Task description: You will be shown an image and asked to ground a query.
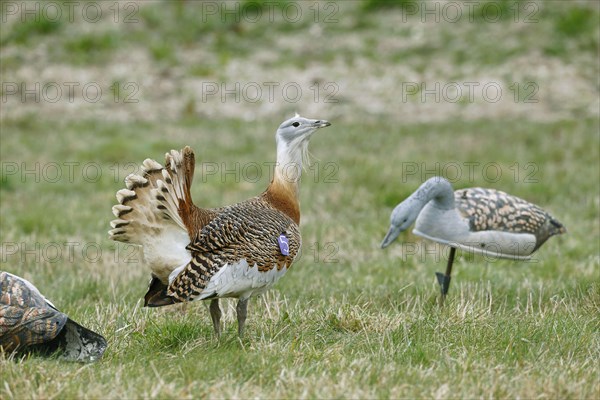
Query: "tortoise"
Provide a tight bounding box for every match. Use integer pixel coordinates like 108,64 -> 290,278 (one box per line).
0,271 -> 107,362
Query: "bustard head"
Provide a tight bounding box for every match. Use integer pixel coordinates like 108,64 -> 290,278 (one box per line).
381,201 -> 420,249
276,114 -> 331,146
274,114 -> 330,180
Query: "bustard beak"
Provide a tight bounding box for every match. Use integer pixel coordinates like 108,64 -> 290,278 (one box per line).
313,120 -> 331,128
380,226 -> 401,249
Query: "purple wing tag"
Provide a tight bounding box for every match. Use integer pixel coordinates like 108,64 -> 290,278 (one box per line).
278,234 -> 289,256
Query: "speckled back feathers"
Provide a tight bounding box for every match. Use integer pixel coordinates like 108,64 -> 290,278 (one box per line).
168,195 -> 301,302
109,146 -> 302,305
454,187 -> 566,249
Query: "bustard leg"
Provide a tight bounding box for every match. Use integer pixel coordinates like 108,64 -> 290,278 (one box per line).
209,299 -> 222,337
236,298 -> 249,337
436,247 -> 456,306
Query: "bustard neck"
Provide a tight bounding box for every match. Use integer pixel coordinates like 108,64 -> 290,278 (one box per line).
411,177 -> 455,210
262,139 -> 306,224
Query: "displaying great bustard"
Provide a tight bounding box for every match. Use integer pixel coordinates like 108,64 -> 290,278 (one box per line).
109,115 -> 331,336
381,177 -> 566,302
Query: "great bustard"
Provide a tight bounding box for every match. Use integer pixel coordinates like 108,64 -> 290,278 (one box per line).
109,115 -> 331,337
381,177 -> 566,302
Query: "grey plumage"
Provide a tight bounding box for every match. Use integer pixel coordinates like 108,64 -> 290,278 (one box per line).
381,176 -> 565,258
381,176 -> 566,300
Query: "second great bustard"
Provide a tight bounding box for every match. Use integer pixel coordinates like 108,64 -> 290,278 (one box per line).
109,115 -> 331,337
381,176 -> 566,301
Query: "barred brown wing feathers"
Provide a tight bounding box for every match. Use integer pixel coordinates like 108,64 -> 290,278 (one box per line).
166,253 -> 222,302
167,198 -> 300,302
185,206 -> 250,254
180,146 -> 196,213
158,146 -> 208,233
454,188 -> 564,242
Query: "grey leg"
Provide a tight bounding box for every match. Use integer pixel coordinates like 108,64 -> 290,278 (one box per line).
236,298 -> 249,337
436,247 -> 456,307
209,299 -> 222,338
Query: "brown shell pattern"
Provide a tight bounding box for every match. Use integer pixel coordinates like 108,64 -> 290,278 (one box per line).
0,272 -> 67,352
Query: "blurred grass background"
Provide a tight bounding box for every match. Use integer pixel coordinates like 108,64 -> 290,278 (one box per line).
1,1 -> 599,398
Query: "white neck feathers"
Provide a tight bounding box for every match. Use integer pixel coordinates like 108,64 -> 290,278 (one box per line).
274,136 -> 307,191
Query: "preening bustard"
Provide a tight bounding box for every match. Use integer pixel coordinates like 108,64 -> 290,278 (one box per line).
381,177 -> 566,302
109,115 -> 330,337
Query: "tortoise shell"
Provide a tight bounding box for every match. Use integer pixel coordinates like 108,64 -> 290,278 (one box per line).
0,271 -> 107,362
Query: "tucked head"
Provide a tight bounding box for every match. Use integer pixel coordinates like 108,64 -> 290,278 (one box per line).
380,201 -> 419,249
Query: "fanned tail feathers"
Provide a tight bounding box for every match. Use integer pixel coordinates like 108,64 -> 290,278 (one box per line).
108,147 -> 196,282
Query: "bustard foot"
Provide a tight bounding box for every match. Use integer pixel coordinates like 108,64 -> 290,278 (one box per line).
436,247 -> 456,306
236,298 -> 249,338
436,272 -> 451,306
209,299 -> 222,338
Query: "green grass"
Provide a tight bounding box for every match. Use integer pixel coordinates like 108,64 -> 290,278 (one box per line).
1,115 -> 598,398
0,17 -> 63,45
1,0 -> 599,398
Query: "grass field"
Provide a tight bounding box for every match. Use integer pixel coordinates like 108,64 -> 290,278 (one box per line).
1,1 -> 599,399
